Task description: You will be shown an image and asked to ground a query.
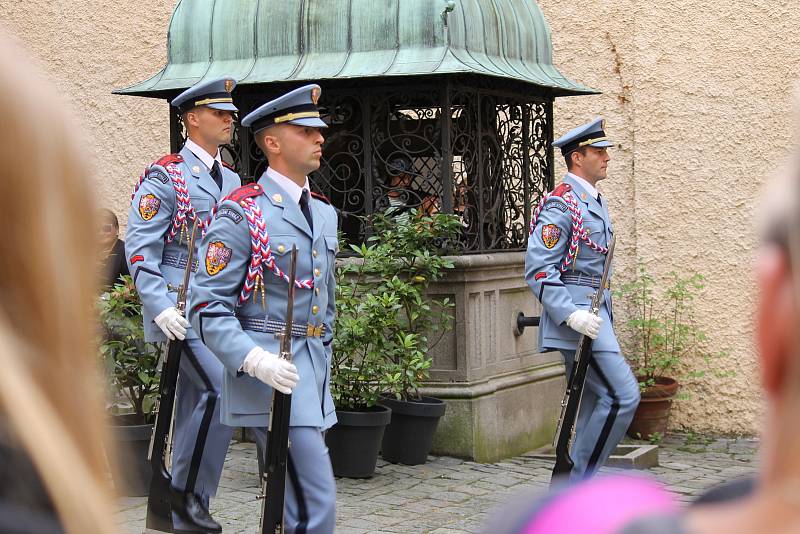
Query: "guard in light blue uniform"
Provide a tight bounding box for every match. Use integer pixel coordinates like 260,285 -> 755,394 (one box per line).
525,118 -> 640,480
188,84 -> 337,534
126,77 -> 240,532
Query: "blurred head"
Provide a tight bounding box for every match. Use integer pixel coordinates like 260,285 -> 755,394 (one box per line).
756,159 -> 800,409
0,36 -> 117,532
99,208 -> 119,248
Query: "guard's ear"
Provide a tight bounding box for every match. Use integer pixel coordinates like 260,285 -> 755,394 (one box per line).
757,244 -> 795,398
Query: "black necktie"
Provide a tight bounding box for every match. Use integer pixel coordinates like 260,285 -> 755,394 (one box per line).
597,192 -> 602,204
300,189 -> 313,232
210,160 -> 223,191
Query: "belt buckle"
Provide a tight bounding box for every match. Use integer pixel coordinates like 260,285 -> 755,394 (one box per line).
307,324 -> 323,337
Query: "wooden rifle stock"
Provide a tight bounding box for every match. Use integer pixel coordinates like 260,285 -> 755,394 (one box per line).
144,221 -> 199,532
260,245 -> 297,534
550,236 -> 615,484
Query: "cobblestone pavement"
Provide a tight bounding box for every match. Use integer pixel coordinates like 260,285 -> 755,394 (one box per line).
118,433 -> 758,534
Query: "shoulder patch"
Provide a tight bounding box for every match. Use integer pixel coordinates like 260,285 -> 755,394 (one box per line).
153,153 -> 183,167
216,206 -> 243,224
225,183 -> 266,204
310,191 -> 331,205
544,199 -> 568,213
550,183 -> 572,198
146,170 -> 170,185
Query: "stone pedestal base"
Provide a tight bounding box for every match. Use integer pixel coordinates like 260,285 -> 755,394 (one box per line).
421,252 -> 567,463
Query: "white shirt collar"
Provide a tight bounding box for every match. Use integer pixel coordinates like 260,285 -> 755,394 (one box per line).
184,138 -> 222,171
566,172 -> 599,200
265,167 -> 310,205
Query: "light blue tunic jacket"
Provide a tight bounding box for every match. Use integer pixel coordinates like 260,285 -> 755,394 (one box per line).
524,174 -> 620,353
125,145 -> 241,342
187,172 -> 338,429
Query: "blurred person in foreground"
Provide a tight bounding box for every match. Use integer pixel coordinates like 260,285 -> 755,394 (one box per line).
0,35 -> 118,533
483,110 -> 800,534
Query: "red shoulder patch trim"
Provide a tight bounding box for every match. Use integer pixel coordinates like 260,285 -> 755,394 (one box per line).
534,272 -> 547,281
551,183 -> 572,198
221,160 -> 235,171
225,183 -> 265,204
153,153 -> 183,167
129,255 -> 144,265
310,191 -> 331,205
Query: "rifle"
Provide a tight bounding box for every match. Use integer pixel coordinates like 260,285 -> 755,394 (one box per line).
144,220 -> 199,533
259,245 -> 298,534
551,235 -> 616,484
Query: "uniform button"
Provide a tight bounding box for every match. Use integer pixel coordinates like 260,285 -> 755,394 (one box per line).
312,249 -> 318,258
277,245 -> 285,253
314,268 -> 321,277
315,287 -> 320,296
312,305 -> 319,314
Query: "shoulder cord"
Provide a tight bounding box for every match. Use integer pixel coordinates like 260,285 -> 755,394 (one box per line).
530,190 -> 608,272
237,197 -> 314,307
131,163 -> 217,245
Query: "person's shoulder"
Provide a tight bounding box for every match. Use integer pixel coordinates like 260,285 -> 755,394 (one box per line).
311,191 -> 338,218
541,183 -> 574,214
143,153 -> 184,187
224,183 -> 266,205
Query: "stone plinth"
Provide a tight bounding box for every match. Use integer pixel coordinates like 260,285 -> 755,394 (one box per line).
421,252 -> 566,463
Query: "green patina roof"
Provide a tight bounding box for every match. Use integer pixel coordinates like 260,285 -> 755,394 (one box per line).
115,0 -> 597,97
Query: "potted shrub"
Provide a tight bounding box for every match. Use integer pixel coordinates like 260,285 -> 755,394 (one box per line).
339,211 -> 461,466
98,275 -> 161,496
614,264 -> 722,440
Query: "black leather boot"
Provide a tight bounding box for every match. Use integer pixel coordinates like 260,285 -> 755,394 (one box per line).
171,490 -> 222,533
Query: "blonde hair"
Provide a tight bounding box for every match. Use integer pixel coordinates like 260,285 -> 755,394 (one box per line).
0,37 -> 118,532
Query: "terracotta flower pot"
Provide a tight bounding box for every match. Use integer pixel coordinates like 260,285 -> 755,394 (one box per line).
626,376 -> 679,440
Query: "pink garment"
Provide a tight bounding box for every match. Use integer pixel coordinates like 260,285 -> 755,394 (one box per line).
523,475 -> 677,534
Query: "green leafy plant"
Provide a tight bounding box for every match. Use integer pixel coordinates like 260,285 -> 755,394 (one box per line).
332,210 -> 461,409
614,263 -> 728,391
98,275 -> 161,425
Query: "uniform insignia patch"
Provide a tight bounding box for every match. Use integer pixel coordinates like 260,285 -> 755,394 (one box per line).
541,224 -> 561,249
581,192 -> 587,201
192,165 -> 201,174
129,255 -> 144,265
272,193 -> 283,203
216,207 -> 243,224
206,241 -> 232,276
147,170 -> 169,185
544,200 -> 567,213
138,194 -> 161,221
535,272 -> 547,281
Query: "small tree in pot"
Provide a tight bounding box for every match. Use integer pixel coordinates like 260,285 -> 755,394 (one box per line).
98,275 -> 161,494
615,264 -> 727,440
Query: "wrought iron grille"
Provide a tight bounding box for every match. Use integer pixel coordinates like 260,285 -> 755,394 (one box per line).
170,77 -> 554,253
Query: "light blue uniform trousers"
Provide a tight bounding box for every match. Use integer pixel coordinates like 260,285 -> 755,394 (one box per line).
171,338 -> 234,528
251,426 -> 336,534
560,349 -> 640,480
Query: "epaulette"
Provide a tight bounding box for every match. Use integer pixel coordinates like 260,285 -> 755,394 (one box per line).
221,160 -> 235,171
310,191 -> 331,205
225,183 -> 265,204
153,153 -> 183,167
550,183 -> 572,198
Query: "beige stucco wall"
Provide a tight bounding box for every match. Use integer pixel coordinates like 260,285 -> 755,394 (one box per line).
3,0 -> 797,434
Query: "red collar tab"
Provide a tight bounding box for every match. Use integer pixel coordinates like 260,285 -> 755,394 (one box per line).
310,191 -> 331,205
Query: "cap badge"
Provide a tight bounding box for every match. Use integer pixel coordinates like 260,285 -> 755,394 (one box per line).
311,87 -> 321,105
225,79 -> 234,93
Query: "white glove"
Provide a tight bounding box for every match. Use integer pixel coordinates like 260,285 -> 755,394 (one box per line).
242,347 -> 299,394
566,309 -> 603,339
154,307 -> 189,340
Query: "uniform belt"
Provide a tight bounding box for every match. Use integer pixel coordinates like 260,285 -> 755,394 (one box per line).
561,271 -> 609,289
162,252 -> 199,273
237,315 -> 327,338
